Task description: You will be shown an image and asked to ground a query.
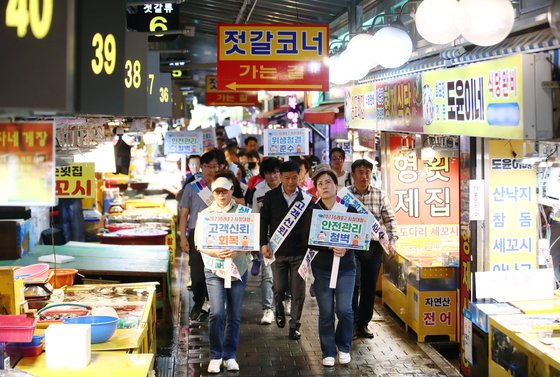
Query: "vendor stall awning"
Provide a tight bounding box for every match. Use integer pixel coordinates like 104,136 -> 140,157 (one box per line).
256,107 -> 288,125
303,102 -> 344,124
363,28 -> 559,83
451,28 -> 559,64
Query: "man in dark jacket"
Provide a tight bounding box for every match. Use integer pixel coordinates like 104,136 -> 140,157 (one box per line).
261,160 -> 314,340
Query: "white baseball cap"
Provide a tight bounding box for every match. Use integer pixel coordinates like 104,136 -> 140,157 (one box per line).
211,177 -> 233,192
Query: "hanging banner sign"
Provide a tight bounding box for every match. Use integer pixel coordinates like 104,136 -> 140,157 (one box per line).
205,75 -> 258,106
344,83 -> 376,129
421,54 -> 526,139
55,163 -> 95,198
308,210 -> 373,250
487,139 -> 537,271
263,128 -> 309,156
196,213 -> 260,251
0,122 -> 55,206
217,24 -> 329,91
164,131 -> 203,155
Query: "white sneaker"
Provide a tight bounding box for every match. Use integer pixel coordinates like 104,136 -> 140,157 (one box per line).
284,298 -> 291,316
260,308 -> 274,325
207,358 -> 222,374
322,357 -> 335,367
338,351 -> 351,365
223,358 -> 239,371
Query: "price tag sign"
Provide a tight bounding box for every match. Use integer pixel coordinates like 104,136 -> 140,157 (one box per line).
147,52 -> 173,117
0,0 -> 74,112
77,0 -> 148,116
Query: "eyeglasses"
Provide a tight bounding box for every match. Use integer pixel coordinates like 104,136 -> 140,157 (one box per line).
203,164 -> 220,170
331,157 -> 344,161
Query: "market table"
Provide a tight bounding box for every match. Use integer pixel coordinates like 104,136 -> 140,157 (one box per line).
16,352 -> 154,377
0,242 -> 171,322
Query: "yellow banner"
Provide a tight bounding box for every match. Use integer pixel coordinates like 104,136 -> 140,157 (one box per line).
344,83 -> 376,129
487,139 -> 537,271
422,55 -> 524,138
55,163 -> 95,198
218,25 -> 328,61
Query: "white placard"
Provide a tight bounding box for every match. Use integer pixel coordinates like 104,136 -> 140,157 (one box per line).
263,128 -> 309,156
475,268 -> 555,302
224,257 -> 232,289
469,179 -> 485,221
463,309 -> 473,365
329,256 -> 340,289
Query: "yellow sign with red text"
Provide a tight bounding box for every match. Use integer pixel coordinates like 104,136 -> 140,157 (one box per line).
217,24 -> 329,91
55,163 -> 95,198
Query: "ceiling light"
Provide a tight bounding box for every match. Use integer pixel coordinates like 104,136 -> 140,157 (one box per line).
456,0 -> 515,46
370,26 -> 412,68
415,0 -> 460,44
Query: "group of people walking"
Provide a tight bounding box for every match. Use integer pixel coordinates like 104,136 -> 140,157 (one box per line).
178,145 -> 398,374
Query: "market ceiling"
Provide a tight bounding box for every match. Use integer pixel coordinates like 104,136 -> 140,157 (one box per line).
147,0 -> 372,100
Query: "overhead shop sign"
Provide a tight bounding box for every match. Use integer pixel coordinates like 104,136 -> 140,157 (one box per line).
345,54 -> 551,139
345,83 -> 376,130
77,0 -> 148,116
422,54 -> 552,139
0,0 -> 74,113
217,24 -> 329,92
205,75 -> 258,106
0,122 -> 55,206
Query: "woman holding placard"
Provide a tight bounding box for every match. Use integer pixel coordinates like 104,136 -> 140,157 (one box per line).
195,174 -> 253,374
311,167 -> 358,367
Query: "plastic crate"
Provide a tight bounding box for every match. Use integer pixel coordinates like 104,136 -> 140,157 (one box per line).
0,315 -> 38,343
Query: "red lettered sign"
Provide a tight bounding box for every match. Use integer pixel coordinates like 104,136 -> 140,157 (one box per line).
205,75 -> 258,106
217,24 -> 329,91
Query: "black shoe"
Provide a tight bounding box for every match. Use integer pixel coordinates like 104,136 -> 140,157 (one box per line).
275,303 -> 286,328
198,309 -> 209,322
289,328 -> 301,340
190,302 -> 203,320
356,324 -> 374,338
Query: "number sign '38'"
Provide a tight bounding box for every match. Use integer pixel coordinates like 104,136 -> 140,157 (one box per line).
77,0 -> 148,116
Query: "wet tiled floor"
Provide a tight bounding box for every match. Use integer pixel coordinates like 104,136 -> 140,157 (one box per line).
160,255 -> 460,377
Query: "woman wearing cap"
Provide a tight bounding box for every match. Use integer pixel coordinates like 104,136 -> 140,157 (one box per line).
311,168 -> 358,367
195,173 -> 253,374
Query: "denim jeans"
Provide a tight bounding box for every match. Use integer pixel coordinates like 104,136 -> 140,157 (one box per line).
205,270 -> 247,360
312,265 -> 355,358
259,251 -> 274,310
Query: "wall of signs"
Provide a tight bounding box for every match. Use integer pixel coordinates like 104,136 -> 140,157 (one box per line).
345,54 -> 551,140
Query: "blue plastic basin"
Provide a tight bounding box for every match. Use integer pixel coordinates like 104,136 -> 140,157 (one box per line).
62,315 -> 118,344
